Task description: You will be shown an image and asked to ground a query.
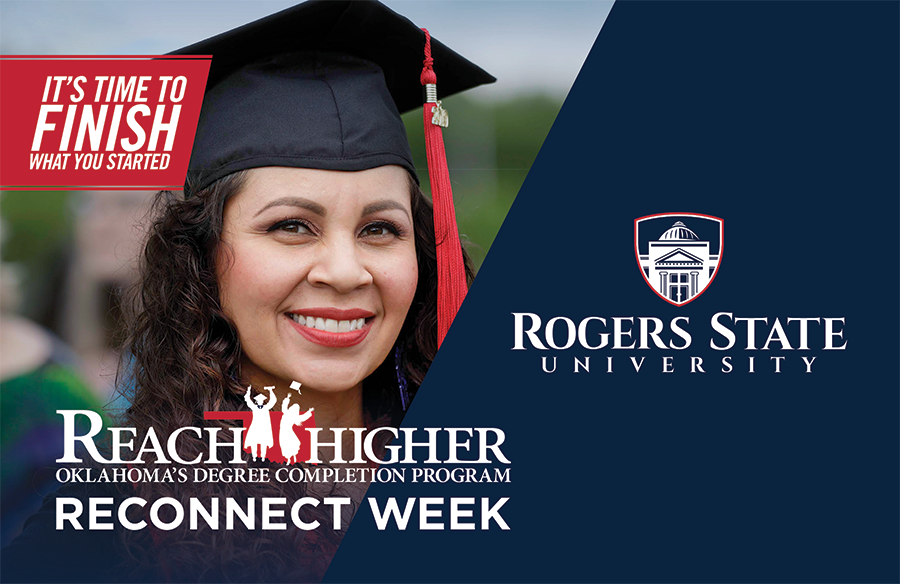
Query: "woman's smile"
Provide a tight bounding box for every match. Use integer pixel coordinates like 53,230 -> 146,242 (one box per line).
285,307 -> 376,347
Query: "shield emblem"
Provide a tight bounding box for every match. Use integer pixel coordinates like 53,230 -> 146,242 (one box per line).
634,213 -> 723,306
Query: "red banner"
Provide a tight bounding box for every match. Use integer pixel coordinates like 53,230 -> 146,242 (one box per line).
0,56 -> 210,190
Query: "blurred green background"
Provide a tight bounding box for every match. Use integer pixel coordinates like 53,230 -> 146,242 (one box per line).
405,93 -> 562,268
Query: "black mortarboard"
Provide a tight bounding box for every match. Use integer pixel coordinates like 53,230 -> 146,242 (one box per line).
171,0 -> 495,192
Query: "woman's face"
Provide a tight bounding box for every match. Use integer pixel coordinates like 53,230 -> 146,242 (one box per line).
217,165 -> 418,393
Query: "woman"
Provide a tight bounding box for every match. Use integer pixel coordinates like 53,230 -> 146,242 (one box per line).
2,1 -> 492,582
113,165 -> 455,583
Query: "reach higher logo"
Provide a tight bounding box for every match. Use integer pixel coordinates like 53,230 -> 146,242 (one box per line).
512,212 -> 847,375
50,388 -> 512,533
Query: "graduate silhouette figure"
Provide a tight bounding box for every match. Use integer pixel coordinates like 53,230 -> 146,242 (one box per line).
280,383 -> 314,465
243,386 -> 276,461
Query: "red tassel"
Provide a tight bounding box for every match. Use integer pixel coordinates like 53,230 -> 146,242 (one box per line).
421,28 -> 467,348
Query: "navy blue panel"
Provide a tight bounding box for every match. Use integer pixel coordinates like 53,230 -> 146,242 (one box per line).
326,2 -> 899,582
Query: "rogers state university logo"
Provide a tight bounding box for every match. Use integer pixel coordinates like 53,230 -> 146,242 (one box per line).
635,213 -> 723,306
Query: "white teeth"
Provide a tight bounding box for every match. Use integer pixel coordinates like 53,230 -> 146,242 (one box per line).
289,314 -> 369,333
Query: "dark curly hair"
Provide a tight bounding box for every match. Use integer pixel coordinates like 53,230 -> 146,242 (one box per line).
114,169 -> 473,581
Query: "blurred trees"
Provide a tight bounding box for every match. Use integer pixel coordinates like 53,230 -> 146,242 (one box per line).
404,93 -> 563,268
0,191 -> 72,326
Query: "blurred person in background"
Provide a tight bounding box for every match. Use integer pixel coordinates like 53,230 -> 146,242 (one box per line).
62,190 -> 153,403
0,219 -> 108,547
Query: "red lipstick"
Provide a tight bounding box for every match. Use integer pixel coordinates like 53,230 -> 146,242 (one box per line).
284,309 -> 374,348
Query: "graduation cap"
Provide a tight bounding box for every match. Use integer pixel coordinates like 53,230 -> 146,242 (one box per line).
172,0 -> 494,348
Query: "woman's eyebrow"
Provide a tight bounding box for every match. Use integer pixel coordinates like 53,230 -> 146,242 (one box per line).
254,196 -> 326,217
362,199 -> 410,218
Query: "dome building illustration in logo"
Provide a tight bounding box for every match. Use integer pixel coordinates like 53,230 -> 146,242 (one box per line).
634,213 -> 723,306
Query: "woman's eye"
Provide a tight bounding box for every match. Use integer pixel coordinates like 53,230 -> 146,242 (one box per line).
268,220 -> 312,235
360,221 -> 400,238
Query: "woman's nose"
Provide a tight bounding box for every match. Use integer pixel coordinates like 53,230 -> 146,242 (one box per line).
307,239 -> 373,292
